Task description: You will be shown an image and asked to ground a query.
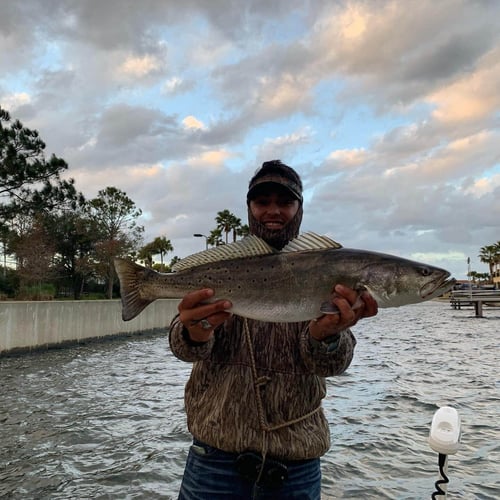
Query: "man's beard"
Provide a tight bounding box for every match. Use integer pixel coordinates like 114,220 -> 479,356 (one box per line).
247,205 -> 303,250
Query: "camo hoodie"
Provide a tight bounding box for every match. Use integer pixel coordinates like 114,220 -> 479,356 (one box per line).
169,315 -> 356,461
169,160 -> 356,460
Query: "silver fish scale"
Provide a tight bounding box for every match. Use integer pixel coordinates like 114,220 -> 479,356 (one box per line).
151,252 -> 337,321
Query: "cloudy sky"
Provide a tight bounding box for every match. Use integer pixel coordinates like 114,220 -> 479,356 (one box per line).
1,0 -> 499,280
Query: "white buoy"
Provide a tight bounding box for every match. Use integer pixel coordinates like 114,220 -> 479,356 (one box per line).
428,406 -> 461,498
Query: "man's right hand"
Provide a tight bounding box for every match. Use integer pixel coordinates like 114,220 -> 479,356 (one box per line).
178,289 -> 232,343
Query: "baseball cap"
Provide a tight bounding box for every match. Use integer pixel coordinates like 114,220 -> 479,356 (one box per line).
247,160 -> 303,203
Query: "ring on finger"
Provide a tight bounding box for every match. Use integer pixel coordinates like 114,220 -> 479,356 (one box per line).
200,319 -> 212,330
190,318 -> 212,330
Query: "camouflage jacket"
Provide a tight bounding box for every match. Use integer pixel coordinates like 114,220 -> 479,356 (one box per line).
169,314 -> 356,461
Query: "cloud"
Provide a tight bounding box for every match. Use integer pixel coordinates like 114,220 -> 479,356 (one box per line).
464,173 -> 500,197
182,115 -> 205,130
327,148 -> 368,167
0,92 -> 31,110
162,77 -> 194,95
427,47 -> 500,125
0,0 -> 498,281
115,53 -> 165,80
256,128 -> 313,162
307,0 -> 500,108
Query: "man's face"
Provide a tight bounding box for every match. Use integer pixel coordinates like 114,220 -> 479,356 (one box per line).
249,186 -> 300,231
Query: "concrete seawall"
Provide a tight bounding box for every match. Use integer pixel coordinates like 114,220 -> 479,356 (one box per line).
0,299 -> 180,355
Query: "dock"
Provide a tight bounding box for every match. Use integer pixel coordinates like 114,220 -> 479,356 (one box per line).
450,290 -> 500,317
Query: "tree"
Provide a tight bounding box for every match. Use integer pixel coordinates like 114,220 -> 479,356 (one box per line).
149,236 -> 173,266
0,106 -> 82,225
170,255 -> 181,268
1,107 -> 85,298
237,224 -> 250,239
87,187 -> 144,298
215,209 -> 242,244
45,207 -> 97,299
9,215 -> 55,294
479,242 -> 500,282
0,223 -> 13,279
207,228 -> 223,247
138,244 -> 154,268
138,237 -> 174,272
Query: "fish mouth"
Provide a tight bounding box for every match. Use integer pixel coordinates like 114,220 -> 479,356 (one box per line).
421,275 -> 456,299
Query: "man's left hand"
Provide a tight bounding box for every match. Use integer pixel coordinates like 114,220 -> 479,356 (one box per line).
309,284 -> 378,341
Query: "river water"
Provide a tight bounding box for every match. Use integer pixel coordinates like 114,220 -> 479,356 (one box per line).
1,302 -> 499,499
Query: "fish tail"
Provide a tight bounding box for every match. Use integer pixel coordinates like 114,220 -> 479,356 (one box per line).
114,258 -> 154,321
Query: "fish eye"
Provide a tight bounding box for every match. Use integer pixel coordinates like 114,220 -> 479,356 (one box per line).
420,266 -> 432,277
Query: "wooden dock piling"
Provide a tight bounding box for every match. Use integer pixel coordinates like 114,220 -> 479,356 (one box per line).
450,290 -> 500,317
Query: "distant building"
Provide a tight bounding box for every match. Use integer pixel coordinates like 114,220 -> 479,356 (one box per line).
493,261 -> 500,287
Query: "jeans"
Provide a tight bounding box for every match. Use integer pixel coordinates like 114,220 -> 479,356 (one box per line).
178,440 -> 321,500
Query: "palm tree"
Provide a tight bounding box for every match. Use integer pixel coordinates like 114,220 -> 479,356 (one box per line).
230,216 -> 242,242
137,244 -> 154,267
151,236 -> 173,266
479,242 -> 500,282
139,236 -> 173,269
215,210 -> 241,244
207,228 -> 223,247
237,224 -> 250,239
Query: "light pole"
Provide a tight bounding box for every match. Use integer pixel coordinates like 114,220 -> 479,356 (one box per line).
193,233 -> 208,250
467,257 -> 472,300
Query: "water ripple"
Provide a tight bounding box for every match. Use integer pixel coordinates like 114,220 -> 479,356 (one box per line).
1,302 -> 499,498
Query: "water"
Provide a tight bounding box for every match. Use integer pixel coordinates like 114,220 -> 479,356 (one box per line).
1,302 -> 499,499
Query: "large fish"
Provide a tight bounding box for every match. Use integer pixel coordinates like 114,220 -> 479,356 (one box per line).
114,232 -> 455,322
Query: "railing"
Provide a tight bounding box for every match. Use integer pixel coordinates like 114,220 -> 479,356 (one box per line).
450,290 -> 500,317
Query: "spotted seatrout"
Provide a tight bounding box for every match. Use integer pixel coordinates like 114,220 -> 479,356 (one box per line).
114,232 -> 455,322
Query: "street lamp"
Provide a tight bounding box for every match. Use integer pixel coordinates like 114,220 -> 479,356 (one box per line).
467,257 -> 472,300
193,233 -> 208,250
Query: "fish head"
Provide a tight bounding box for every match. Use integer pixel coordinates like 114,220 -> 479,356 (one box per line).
361,258 -> 456,307
418,266 -> 456,300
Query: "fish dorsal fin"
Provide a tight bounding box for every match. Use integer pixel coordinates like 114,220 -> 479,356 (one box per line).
172,235 -> 276,271
281,232 -> 343,253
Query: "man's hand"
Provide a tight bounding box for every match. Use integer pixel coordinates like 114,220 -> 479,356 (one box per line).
309,284 -> 378,341
178,289 -> 232,343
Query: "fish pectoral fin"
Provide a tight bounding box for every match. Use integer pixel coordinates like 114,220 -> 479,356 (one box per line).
352,296 -> 365,311
319,301 -> 341,315
114,258 -> 154,321
319,296 -> 364,316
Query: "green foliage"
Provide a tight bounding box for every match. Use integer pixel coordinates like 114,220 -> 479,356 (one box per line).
16,283 -> 56,301
478,241 -> 500,281
169,255 -> 181,268
0,107 -> 149,300
207,228 -> 223,247
139,236 -> 173,267
0,106 -> 83,224
86,187 -> 144,298
41,201 -> 102,300
83,293 -> 108,300
195,211 -> 247,249
215,209 -> 242,244
0,107 -> 91,299
0,267 -> 19,298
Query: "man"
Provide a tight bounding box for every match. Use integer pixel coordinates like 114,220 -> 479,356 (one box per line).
169,160 -> 378,499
